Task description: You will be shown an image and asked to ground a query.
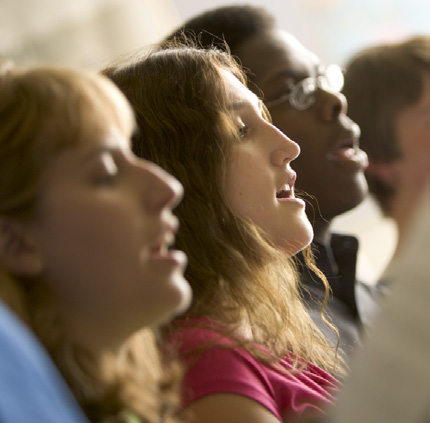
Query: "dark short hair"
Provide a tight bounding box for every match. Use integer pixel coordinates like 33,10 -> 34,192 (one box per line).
164,5 -> 275,57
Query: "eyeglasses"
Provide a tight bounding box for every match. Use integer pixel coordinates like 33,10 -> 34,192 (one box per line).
264,64 -> 344,111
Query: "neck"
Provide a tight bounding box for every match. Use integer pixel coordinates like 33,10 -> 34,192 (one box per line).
311,218 -> 332,245
63,313 -> 125,357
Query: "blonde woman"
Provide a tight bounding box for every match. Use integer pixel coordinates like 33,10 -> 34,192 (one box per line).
0,64 -> 191,423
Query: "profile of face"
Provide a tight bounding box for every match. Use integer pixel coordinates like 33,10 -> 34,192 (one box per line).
222,69 -> 314,256
24,121 -> 192,346
235,29 -> 368,223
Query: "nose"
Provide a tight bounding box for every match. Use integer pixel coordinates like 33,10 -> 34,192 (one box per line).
269,124 -> 300,167
317,90 -> 347,123
140,160 -> 184,212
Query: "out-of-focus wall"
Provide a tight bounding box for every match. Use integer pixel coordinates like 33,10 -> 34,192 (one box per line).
0,0 -> 181,69
172,0 -> 430,67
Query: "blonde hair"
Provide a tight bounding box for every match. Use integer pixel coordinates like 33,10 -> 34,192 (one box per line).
0,64 -> 182,422
105,45 -> 342,375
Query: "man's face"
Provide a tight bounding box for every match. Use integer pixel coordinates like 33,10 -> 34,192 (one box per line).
236,29 -> 368,227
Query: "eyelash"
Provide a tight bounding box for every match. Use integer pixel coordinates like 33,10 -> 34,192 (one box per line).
238,125 -> 249,138
93,159 -> 120,187
94,171 -> 118,186
276,83 -> 295,97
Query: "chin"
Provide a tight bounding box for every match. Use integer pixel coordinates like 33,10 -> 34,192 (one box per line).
280,224 -> 314,257
146,281 -> 193,328
173,282 -> 193,316
343,175 -> 369,211
164,280 -> 193,323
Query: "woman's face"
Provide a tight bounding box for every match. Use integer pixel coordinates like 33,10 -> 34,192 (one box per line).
236,30 -> 368,224
222,69 -> 314,256
28,123 -> 191,348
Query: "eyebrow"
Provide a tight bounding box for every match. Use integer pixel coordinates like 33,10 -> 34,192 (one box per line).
265,65 -> 322,85
230,98 -> 264,112
81,146 -> 122,164
230,101 -> 247,110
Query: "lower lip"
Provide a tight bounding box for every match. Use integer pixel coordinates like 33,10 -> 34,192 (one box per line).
150,249 -> 188,267
277,197 -> 306,207
327,148 -> 368,171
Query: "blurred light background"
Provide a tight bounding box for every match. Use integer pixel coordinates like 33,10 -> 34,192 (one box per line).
2,0 -> 428,281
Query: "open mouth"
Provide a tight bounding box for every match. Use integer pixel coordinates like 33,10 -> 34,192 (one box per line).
276,170 -> 296,200
333,135 -> 356,155
328,125 -> 363,161
328,133 -> 368,170
276,184 -> 293,199
150,231 -> 175,256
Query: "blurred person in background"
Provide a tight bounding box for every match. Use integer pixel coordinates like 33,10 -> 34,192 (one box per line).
343,35 -> 430,265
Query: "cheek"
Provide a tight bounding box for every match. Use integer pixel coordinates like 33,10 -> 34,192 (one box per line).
37,199 -> 147,289
48,206 -> 141,257
224,152 -> 268,219
396,107 -> 430,157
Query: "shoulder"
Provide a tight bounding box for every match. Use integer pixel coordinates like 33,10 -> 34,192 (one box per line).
168,317 -> 262,378
0,301 -> 87,423
168,317 -> 281,417
169,317 -> 241,352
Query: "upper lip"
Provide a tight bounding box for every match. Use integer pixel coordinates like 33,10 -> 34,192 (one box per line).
332,121 -> 361,153
276,170 -> 297,198
149,217 -> 179,254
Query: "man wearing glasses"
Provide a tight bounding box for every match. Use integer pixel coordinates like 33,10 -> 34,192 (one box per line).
165,5 -> 380,357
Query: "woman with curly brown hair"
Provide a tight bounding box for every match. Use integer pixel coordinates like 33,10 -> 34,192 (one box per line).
105,45 -> 344,423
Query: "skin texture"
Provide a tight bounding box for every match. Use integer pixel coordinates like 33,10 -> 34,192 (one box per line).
223,69 -> 314,256
24,127 -> 191,351
235,29 -> 368,241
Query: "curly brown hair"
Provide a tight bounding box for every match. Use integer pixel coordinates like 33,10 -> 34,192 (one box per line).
104,44 -> 343,376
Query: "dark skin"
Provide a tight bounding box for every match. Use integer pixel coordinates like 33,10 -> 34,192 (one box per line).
236,29 -> 368,243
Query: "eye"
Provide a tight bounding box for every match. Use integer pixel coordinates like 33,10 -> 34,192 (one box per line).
92,154 -> 120,186
238,125 -> 249,138
277,81 -> 297,96
93,171 -> 118,186
265,82 -> 296,109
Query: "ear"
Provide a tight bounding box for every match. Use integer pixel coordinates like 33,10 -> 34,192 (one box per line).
365,160 -> 399,185
0,216 -> 44,276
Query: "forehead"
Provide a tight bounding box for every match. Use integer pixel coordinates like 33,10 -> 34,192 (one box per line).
221,68 -> 261,108
44,128 -> 131,179
236,29 -> 321,87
